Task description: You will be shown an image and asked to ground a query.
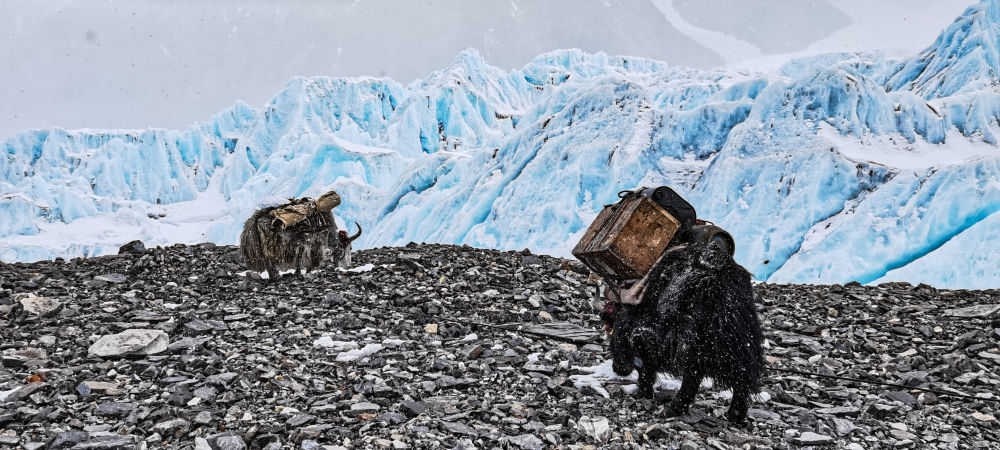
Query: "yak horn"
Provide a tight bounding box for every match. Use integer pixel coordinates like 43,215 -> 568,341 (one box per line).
348,222 -> 363,242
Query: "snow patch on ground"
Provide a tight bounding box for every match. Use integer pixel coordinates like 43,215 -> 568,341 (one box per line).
569,360 -> 681,399
312,337 -> 386,362
312,337 -> 359,351
336,343 -> 384,362
340,263 -> 375,273
570,360 -> 772,403
236,269 -> 300,279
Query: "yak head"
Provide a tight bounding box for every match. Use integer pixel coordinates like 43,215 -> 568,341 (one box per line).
338,222 -> 363,245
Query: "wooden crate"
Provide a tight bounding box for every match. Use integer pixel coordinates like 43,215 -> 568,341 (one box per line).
572,196 -> 680,281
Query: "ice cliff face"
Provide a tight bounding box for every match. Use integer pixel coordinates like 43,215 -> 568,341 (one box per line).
3,0 -> 1000,288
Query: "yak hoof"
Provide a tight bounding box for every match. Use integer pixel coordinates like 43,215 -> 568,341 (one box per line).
665,401 -> 690,418
726,407 -> 748,424
636,387 -> 655,399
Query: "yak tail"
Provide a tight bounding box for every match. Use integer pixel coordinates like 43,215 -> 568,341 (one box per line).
348,222 -> 363,242
239,215 -> 265,271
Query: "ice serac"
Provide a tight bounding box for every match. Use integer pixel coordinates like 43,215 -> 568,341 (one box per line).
3,2 -> 1000,289
886,0 -> 1000,100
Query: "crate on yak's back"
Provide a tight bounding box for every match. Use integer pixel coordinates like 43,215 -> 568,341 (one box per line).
572,195 -> 681,281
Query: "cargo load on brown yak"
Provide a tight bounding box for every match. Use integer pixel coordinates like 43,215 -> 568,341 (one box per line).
572,186 -> 764,424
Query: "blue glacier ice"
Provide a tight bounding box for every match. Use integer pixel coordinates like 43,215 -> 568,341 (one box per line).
3,0 -> 1000,289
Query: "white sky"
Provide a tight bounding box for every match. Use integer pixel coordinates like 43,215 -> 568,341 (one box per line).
0,0 -> 974,141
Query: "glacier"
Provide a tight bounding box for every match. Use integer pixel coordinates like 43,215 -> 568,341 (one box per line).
3,0 -> 1000,289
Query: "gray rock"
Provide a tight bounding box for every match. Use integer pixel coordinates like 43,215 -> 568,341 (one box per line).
871,403 -> 900,419
205,372 -> 238,386
890,429 -> 917,441
401,401 -> 427,417
118,240 -> 146,255
37,335 -> 57,347
0,431 -> 20,445
185,318 -> 228,333
794,432 -> 834,446
748,408 -> 781,421
645,424 -> 673,440
0,387 -> 19,403
577,416 -> 611,443
831,417 -> 857,436
18,294 -> 63,317
377,412 -> 407,425
815,406 -> 859,416
884,391 -> 917,405
348,402 -> 381,416
502,434 -> 543,450
88,329 -> 169,357
153,417 -> 191,434
461,344 -> 484,359
287,413 -> 315,427
521,255 -> 544,266
212,435 -> 248,450
441,421 -> 478,436
71,435 -> 140,449
939,434 -> 960,443
47,431 -> 89,449
168,336 -> 211,353
194,437 -> 213,450
2,347 -> 47,366
94,401 -> 136,417
944,304 -> 1000,318
194,386 -> 218,402
76,381 -> 122,396
94,273 -> 127,283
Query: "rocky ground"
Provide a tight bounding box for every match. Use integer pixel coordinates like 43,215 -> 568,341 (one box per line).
1,243 -> 999,449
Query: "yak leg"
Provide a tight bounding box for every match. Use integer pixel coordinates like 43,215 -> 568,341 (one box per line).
726,384 -> 751,424
266,266 -> 281,281
666,369 -> 702,417
636,364 -> 657,399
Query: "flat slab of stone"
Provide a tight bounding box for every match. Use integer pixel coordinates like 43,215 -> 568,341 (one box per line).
577,416 -> 611,443
76,381 -> 122,396
88,329 -> 169,357
945,304 -> 1000,318
522,321 -> 599,344
794,432 -> 834,446
17,294 -> 63,317
94,273 -> 127,283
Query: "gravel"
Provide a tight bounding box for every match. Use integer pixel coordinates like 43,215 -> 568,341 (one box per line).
1,242 -> 998,449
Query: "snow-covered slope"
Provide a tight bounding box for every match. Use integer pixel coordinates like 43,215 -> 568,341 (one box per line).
3,0 -> 1000,288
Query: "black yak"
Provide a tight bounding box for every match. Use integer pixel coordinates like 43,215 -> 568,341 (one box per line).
603,242 -> 765,423
239,191 -> 342,280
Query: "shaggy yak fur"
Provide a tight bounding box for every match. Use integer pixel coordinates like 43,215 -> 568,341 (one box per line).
603,243 -> 765,423
239,195 -> 338,279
